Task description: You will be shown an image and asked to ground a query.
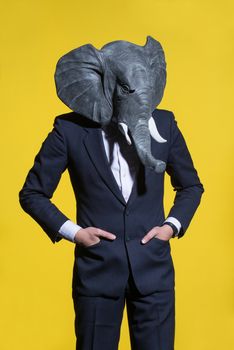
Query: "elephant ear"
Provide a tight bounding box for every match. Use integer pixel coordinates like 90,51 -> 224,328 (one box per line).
54,43 -> 113,125
144,36 -> 167,110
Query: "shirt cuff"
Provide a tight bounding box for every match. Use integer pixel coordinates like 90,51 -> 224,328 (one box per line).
58,220 -> 82,243
163,216 -> 181,234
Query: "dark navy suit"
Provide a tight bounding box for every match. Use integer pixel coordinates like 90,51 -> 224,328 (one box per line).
19,108 -> 204,349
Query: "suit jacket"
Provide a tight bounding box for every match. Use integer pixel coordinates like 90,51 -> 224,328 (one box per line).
19,108 -> 204,298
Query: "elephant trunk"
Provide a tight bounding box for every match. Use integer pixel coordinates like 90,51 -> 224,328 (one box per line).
128,120 -> 166,173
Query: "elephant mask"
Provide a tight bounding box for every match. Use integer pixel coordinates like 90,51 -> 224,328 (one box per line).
54,35 -> 167,173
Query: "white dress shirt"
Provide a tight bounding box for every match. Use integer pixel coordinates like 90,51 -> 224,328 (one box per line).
58,125 -> 181,243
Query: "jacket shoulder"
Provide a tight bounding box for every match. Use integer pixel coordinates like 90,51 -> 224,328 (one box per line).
152,107 -> 176,130
152,108 -> 174,121
54,112 -> 100,130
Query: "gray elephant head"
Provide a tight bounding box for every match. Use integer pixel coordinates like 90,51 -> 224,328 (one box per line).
54,35 -> 167,173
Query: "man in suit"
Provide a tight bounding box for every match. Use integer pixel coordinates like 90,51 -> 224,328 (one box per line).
19,36 -> 204,350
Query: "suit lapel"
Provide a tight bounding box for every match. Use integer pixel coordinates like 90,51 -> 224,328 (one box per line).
83,127 -> 127,206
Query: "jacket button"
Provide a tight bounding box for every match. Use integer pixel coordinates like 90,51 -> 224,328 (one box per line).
125,210 -> 130,216
126,236 -> 131,241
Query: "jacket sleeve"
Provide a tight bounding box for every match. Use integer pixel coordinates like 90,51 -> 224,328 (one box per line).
165,112 -> 205,238
18,117 -> 71,244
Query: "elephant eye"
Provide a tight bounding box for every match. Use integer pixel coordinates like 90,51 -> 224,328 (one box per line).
120,84 -> 135,94
121,84 -> 130,93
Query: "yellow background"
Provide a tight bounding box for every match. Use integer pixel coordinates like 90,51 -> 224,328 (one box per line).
1,0 -> 233,349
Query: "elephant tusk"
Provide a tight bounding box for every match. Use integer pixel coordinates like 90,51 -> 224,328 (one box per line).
118,122 -> 132,145
148,117 -> 167,143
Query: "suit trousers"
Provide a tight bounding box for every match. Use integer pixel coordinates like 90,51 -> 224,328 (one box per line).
72,247 -> 175,350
